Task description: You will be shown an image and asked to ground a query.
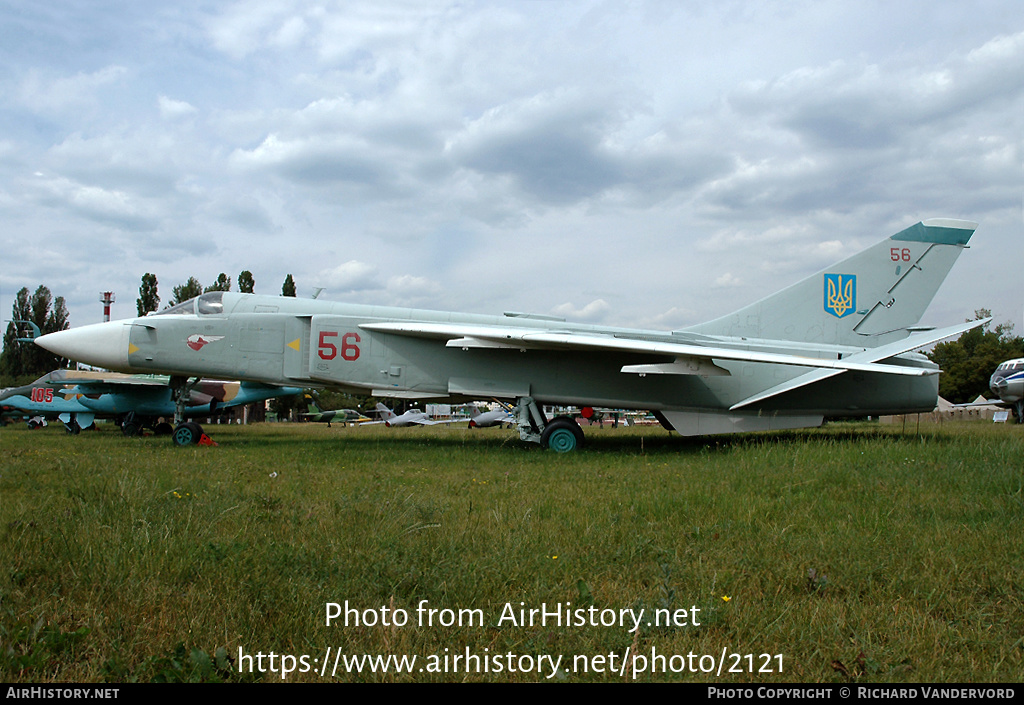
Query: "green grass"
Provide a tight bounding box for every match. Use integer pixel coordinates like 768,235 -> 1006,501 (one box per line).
1,420 -> 1022,682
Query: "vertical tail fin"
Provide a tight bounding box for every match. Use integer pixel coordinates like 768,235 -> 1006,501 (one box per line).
375,403 -> 396,421
687,219 -> 977,347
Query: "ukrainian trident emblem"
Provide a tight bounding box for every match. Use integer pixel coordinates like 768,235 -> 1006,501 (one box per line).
824,274 -> 856,318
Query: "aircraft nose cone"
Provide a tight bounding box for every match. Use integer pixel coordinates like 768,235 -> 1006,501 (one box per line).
990,377 -> 1007,396
35,322 -> 131,371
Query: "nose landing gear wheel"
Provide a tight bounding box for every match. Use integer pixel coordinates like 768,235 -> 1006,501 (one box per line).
172,422 -> 204,446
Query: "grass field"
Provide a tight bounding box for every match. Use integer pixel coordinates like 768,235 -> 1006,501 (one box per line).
1,419 -> 1022,683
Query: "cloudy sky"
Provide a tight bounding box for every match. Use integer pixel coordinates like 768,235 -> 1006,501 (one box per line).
1,1 -> 1020,337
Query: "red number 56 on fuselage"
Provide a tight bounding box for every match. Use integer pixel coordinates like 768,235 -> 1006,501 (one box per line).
317,331 -> 361,361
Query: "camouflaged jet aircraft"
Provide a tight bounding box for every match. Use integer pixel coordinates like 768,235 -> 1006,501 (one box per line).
300,396 -> 371,426
0,369 -> 302,435
36,219 -> 984,450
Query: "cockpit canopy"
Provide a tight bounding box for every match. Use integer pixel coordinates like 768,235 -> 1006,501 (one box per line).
990,359 -> 1024,385
995,360 -> 1024,372
152,291 -> 225,316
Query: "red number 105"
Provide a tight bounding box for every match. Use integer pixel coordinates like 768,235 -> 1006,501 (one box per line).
317,331 -> 360,361
31,388 -> 54,403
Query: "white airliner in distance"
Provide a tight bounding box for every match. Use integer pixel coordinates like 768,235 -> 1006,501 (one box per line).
989,358 -> 1024,422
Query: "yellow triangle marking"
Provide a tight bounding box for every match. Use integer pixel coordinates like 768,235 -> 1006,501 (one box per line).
287,338 -> 301,351
128,343 -> 139,354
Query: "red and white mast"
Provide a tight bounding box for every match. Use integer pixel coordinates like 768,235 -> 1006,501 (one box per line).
100,291 -> 115,322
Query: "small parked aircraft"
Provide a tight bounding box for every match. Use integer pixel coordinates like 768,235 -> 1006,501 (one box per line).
300,397 -> 371,426
373,402 -> 461,427
35,218 -> 984,450
467,404 -> 514,428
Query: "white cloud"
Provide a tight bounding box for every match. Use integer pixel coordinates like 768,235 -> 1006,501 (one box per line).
967,31 -> 1024,64
17,66 -> 128,114
551,299 -> 610,322
387,274 -> 442,298
204,1 -> 299,59
713,273 -> 741,288
158,96 -> 198,120
29,174 -> 158,231
317,260 -> 381,291
269,15 -> 310,49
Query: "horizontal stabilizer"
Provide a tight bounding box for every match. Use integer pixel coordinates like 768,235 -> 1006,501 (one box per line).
729,318 -> 988,409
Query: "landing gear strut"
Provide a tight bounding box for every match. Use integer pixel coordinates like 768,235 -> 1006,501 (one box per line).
513,397 -> 585,452
170,376 -> 205,446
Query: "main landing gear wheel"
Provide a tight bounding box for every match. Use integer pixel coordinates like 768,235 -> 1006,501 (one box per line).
172,422 -> 204,446
540,416 -> 585,453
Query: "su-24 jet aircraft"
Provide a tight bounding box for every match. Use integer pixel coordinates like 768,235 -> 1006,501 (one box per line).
36,218 -> 985,451
0,369 -> 302,435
